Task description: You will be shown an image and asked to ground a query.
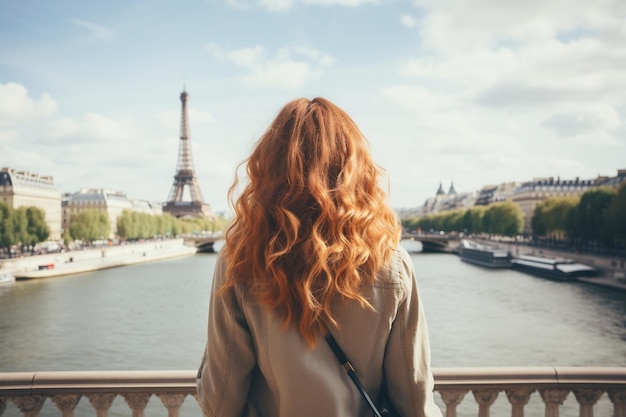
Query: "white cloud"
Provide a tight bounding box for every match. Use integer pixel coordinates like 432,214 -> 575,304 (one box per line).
69,19 -> 115,42
382,0 -> 626,167
542,104 -> 622,145
414,0 -> 626,53
0,83 -> 57,127
228,0 -> 376,11
380,84 -> 461,112
206,43 -> 335,88
400,14 -> 417,28
46,117 -> 80,140
36,113 -> 131,145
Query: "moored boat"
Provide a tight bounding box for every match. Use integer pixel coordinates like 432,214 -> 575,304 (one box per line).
511,255 -> 598,281
457,239 -> 512,268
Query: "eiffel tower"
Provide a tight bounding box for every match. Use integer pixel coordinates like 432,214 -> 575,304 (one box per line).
163,89 -> 215,219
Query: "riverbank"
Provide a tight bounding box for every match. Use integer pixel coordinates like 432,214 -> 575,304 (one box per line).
476,238 -> 626,292
0,238 -> 197,280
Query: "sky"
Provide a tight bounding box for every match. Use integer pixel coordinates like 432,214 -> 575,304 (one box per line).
1,0 -> 625,214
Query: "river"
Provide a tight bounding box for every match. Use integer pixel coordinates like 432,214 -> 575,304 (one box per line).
1,241 -> 624,416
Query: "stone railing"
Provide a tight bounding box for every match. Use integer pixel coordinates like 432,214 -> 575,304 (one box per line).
0,367 -> 625,417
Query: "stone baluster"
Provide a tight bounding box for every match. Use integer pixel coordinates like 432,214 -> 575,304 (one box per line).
506,389 -> 534,417
472,389 -> 499,417
11,395 -> 46,417
52,394 -> 81,417
573,389 -> 604,417
122,393 -> 151,417
539,389 -> 569,417
1,397 -> 7,415
86,393 -> 116,417
439,390 -> 467,417
158,393 -> 186,417
608,390 -> 626,417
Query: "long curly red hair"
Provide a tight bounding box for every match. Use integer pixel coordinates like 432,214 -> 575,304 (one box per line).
221,97 -> 401,346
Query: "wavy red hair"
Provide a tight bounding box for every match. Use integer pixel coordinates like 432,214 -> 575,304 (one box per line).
221,97 -> 401,346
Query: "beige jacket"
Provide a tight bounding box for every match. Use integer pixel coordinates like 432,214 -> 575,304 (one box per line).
197,246 -> 442,417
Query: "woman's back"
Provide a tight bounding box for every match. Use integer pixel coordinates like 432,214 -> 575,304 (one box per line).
196,97 -> 442,417
198,246 -> 441,417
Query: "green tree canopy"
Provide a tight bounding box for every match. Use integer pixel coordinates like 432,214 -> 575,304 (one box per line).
483,201 -> 524,236
68,209 -> 110,243
567,187 -> 616,242
0,203 -> 15,249
401,201 -> 522,237
115,210 -> 229,241
605,182 -> 626,243
462,206 -> 486,234
26,207 -> 50,244
531,196 -> 579,238
0,204 -> 52,251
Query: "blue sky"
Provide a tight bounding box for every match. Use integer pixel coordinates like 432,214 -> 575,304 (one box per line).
1,0 -> 625,214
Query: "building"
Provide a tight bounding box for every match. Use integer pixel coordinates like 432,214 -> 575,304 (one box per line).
62,189 -> 162,240
130,199 -> 163,216
0,167 -> 62,241
596,169 -> 626,189
422,182 -> 477,214
474,182 -> 520,206
406,169 -> 626,234
511,177 -> 597,235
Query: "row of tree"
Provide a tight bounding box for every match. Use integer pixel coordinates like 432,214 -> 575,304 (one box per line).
115,210 -> 228,240
0,201 -> 230,253
63,209 -> 229,243
402,200 -> 524,237
402,183 -> 626,246
0,203 -> 50,251
531,184 -> 626,244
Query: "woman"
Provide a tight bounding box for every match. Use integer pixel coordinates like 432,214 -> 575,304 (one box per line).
197,97 -> 442,417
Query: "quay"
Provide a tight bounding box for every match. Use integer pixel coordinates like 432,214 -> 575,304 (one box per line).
0,239 -> 197,280
1,367 -> 625,416
488,239 -> 626,292
402,233 -> 626,292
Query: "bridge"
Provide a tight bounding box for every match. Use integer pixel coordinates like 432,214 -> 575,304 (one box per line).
401,233 -> 461,253
183,234 -> 223,253
185,233 -> 459,254
1,367 -> 624,416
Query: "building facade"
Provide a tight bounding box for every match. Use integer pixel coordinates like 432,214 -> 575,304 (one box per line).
474,182 -> 520,206
422,182 -> 478,215
62,189 -> 164,240
511,177 -> 597,235
0,167 -> 62,241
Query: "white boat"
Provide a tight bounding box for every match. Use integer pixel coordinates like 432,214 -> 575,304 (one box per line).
0,273 -> 16,285
511,255 -> 598,281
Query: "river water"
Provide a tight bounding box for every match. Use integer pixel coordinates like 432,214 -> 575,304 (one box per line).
1,241 -> 625,416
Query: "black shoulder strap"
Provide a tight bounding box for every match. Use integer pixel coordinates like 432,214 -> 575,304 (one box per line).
325,333 -> 383,417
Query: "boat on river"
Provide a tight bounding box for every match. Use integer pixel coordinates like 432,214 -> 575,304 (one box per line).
457,239 -> 512,268
511,255 -> 598,281
0,273 -> 16,285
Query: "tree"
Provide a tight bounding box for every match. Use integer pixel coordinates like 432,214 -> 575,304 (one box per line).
483,201 -> 524,236
26,207 -> 50,245
605,182 -> 626,243
116,210 -> 134,239
0,203 -> 15,250
68,209 -> 110,243
0,204 -> 51,254
531,196 -> 579,238
568,187 -> 616,242
462,207 -> 486,234
12,207 -> 29,247
441,210 -> 464,233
